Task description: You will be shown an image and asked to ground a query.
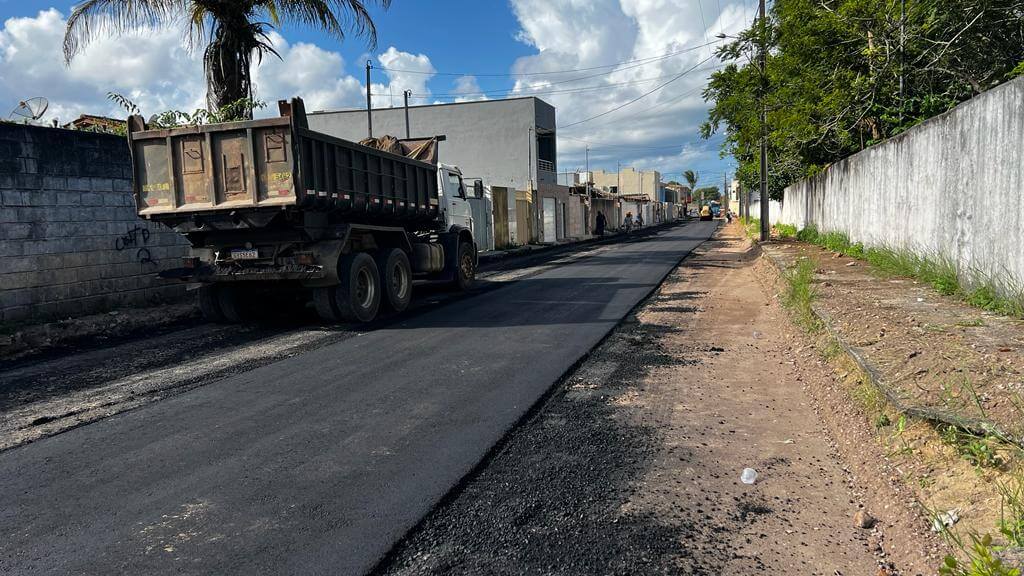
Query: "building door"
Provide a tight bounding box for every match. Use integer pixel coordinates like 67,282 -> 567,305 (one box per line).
492,187 -> 510,249
542,197 -> 557,243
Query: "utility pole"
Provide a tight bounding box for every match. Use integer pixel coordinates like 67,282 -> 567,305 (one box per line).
403,89 -> 411,139
758,0 -> 769,241
585,146 -> 590,198
723,172 -> 728,214
365,60 -> 373,139
527,127 -> 533,192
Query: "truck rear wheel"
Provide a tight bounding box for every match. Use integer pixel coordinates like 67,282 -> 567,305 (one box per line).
377,248 -> 412,313
217,285 -> 251,323
313,287 -> 341,322
197,285 -> 226,322
315,252 -> 381,323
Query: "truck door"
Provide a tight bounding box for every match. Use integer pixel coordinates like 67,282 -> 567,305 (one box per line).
444,169 -> 474,233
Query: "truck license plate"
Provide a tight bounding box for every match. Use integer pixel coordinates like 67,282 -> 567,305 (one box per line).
230,248 -> 260,260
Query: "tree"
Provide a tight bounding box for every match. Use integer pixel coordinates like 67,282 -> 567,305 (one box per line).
702,0 -> 1024,200
682,169 -> 699,202
694,186 -> 721,203
64,0 -> 391,116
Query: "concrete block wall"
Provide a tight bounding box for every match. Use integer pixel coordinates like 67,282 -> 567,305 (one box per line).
0,123 -> 189,322
779,76 -> 1024,292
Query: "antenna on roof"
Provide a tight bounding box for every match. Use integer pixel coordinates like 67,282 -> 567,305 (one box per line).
10,97 -> 49,123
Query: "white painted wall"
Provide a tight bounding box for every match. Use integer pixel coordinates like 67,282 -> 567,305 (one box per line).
749,200 -> 783,224
779,76 -> 1024,289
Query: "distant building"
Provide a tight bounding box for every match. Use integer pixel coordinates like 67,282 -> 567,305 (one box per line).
63,114 -> 124,134
308,97 -> 556,192
663,183 -> 691,204
590,167 -> 662,201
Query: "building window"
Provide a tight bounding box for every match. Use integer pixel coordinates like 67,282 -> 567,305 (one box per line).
537,133 -> 555,173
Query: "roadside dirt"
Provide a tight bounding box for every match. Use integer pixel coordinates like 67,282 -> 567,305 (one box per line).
760,237 -> 1024,544
762,240 -> 1024,445
376,225 -> 938,575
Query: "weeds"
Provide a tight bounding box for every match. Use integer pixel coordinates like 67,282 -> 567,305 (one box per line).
793,225 -> 1024,320
106,92 -> 267,131
956,318 -> 987,328
741,217 -> 761,239
938,533 -> 1021,576
938,424 -> 1005,470
776,223 -> 798,238
997,477 -> 1024,546
781,257 -> 821,332
934,470 -> 1024,576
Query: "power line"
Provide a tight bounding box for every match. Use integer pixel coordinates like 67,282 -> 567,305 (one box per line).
388,64 -> 723,101
373,40 -> 721,77
385,72 -> 685,99
570,62 -> 727,130
559,134 -> 687,151
558,54 -> 716,129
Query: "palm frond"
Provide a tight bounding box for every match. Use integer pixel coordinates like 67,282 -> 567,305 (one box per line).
63,0 -> 188,63
266,0 -> 390,49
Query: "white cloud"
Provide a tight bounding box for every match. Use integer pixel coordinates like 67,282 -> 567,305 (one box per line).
507,0 -> 746,178
0,9 -> 433,122
451,75 -> 487,102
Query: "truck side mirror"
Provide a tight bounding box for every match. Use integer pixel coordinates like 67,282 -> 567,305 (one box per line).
473,179 -> 483,198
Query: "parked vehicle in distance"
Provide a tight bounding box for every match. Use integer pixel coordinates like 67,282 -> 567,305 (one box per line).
709,200 -> 721,217
699,205 -> 713,221
128,98 -> 479,324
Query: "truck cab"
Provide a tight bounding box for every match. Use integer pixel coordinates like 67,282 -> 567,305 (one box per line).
438,163 -> 473,235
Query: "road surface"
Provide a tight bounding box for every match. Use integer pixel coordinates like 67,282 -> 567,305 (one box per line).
0,221 -> 717,576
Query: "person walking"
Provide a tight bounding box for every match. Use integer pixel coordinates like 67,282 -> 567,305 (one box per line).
636,211 -> 644,229
623,212 -> 634,233
595,211 -> 606,237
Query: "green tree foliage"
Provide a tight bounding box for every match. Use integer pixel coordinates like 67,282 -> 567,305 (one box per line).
64,0 -> 390,116
693,186 -> 721,202
702,0 -> 1024,200
683,169 -> 699,192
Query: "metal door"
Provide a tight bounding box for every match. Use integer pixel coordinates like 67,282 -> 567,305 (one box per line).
542,197 -> 556,243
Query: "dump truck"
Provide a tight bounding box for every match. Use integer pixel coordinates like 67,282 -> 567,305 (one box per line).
127,98 -> 479,323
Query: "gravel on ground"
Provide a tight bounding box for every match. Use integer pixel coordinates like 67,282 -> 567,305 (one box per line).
375,224 -> 938,575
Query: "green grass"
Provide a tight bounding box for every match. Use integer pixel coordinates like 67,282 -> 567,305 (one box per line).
781,257 -> 822,332
740,216 -> 760,239
793,225 -> 1024,319
937,471 -> 1024,576
776,223 -> 798,238
938,424 -> 1005,469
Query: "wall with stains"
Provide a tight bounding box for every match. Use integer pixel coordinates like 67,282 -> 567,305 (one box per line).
0,124 -> 189,322
780,76 -> 1024,290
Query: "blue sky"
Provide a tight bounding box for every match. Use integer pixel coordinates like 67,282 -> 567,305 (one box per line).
0,1 -> 744,186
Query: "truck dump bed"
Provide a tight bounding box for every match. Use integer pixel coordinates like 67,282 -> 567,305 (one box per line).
128,99 -> 441,228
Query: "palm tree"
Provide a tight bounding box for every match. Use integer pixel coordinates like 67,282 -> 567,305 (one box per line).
683,169 -> 699,203
64,0 -> 390,116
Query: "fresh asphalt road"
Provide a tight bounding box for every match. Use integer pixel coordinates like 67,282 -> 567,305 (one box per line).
0,221 -> 717,576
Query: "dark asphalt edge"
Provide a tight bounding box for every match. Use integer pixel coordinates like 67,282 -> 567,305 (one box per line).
366,221 -> 720,576
0,223 -> 694,457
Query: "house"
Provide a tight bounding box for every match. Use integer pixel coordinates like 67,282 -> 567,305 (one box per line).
308,97 -> 557,248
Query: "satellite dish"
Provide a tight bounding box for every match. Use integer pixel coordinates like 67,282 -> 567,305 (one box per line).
10,97 -> 49,122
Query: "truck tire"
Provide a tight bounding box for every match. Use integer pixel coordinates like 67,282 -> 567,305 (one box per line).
313,287 -> 341,322
377,248 -> 413,313
332,252 -> 381,323
217,285 -> 251,323
453,241 -> 475,291
197,285 -> 226,322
